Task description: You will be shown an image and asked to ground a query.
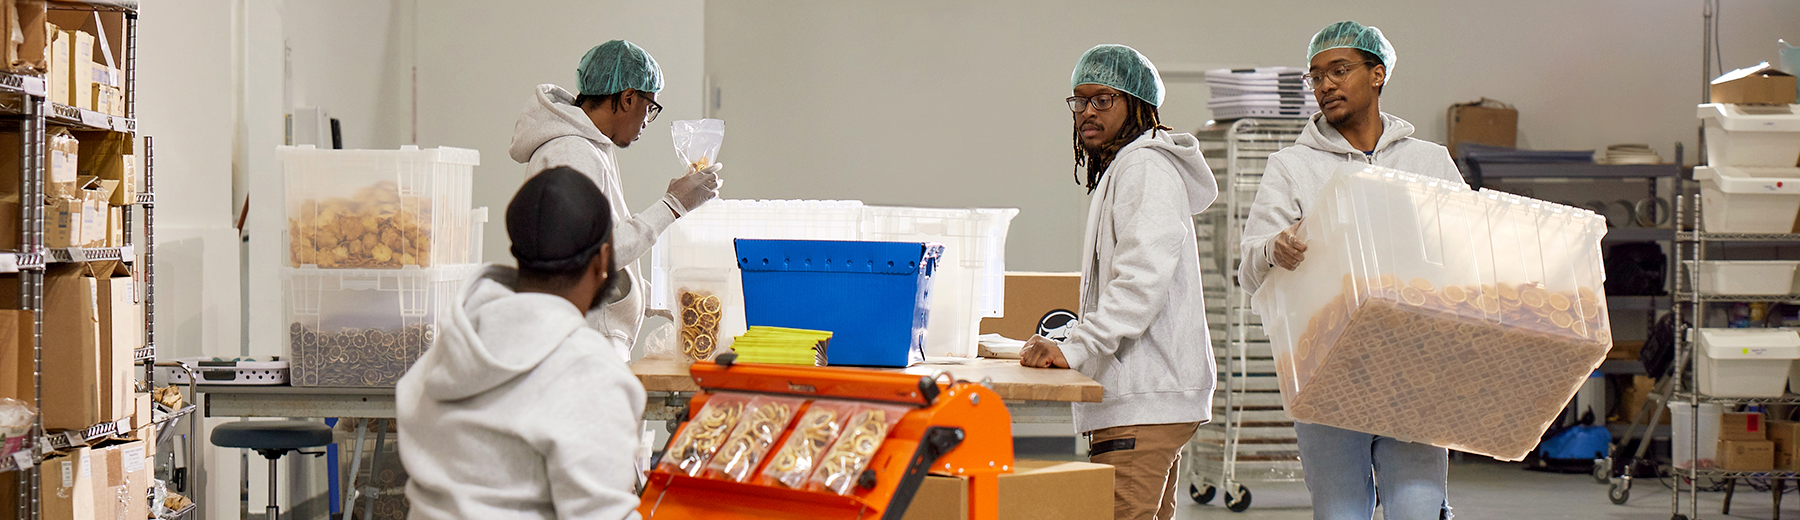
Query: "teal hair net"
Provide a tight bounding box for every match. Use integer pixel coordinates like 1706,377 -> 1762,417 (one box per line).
1070,44 -> 1164,107
1307,21 -> 1396,84
577,40 -> 664,96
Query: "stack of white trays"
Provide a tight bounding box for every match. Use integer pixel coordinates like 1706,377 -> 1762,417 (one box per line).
1206,67 -> 1319,121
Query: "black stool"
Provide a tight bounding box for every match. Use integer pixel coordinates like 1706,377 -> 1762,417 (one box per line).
211,420 -> 334,519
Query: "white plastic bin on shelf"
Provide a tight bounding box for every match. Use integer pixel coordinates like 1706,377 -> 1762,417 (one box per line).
1695,261 -> 1800,295
283,264 -> 480,387
1696,328 -> 1800,398
280,145 -> 479,269
1669,401 -> 1722,469
648,200 -> 1017,359
1695,166 -> 1800,233
1699,104 -> 1800,167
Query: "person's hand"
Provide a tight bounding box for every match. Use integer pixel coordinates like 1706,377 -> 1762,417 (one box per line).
665,162 -> 723,215
1019,335 -> 1070,369
1271,220 -> 1307,271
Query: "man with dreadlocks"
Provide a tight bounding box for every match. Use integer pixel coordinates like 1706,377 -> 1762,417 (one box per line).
1019,43 -> 1218,520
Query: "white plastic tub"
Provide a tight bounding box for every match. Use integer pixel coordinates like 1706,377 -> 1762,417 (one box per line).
280,145 -> 479,268
1669,401 -> 1722,469
1699,104 -> 1800,167
283,264 -> 480,387
1697,328 -> 1800,398
1695,261 -> 1800,295
1696,166 -> 1800,233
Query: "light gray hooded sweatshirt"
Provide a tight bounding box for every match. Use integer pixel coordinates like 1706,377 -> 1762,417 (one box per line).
398,266 -> 646,520
1238,112 -> 1464,295
1061,128 -> 1219,433
510,84 -> 683,361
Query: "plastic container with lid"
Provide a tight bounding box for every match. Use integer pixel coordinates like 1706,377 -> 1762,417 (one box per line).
283,264 -> 480,387
280,145 -> 479,269
1695,166 -> 1800,233
1695,260 -> 1800,295
736,239 -> 941,367
1697,328 -> 1800,398
1251,163 -> 1611,461
1698,103 -> 1800,167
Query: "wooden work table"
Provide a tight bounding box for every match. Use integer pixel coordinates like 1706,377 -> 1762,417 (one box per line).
631,357 -> 1104,403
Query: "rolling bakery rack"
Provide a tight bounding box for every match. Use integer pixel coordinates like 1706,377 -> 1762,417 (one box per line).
640,356 -> 1014,520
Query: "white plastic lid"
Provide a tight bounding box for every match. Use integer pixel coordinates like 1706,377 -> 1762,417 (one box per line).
1698,103 -> 1800,131
1694,166 -> 1800,194
1699,328 -> 1800,359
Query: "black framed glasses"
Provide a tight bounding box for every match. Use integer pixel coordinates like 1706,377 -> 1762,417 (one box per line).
1301,61 -> 1377,90
1066,93 -> 1125,113
639,92 -> 663,123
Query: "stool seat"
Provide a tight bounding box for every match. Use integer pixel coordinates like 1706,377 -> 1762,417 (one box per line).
211,421 -> 334,451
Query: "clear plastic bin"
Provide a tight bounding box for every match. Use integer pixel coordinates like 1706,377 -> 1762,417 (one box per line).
649,200 -> 1016,359
1695,166 -> 1800,233
1694,260 -> 1800,295
1697,328 -> 1800,398
1699,104 -> 1800,167
1669,401 -> 1722,469
1251,164 -> 1612,461
281,145 -> 478,269
283,264 -> 479,387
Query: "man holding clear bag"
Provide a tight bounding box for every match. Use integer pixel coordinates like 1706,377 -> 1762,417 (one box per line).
510,39 -> 723,362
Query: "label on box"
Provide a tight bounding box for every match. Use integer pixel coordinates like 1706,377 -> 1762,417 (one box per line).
59,460 -> 71,487
121,445 -> 143,473
10,451 -> 30,472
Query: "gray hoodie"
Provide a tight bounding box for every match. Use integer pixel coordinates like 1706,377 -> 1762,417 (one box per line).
1060,128 -> 1219,433
1238,112 -> 1464,295
398,265 -> 646,520
510,84 -> 681,360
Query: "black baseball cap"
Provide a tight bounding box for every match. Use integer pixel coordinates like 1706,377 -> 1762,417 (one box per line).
506,166 -> 613,272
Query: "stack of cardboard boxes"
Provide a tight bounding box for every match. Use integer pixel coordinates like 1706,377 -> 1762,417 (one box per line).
1719,411 -> 1776,471
44,15 -> 125,117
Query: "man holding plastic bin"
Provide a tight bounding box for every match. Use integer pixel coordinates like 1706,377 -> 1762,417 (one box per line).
510,39 -> 722,363
1018,44 -> 1218,520
1237,21 -> 1462,520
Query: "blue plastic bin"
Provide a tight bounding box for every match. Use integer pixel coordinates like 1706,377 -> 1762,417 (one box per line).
735,239 -> 942,367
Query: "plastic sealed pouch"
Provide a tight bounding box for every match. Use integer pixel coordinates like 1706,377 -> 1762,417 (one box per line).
659,392 -> 753,476
705,395 -> 805,482
760,400 -> 859,488
809,403 -> 909,495
671,119 -> 725,172
675,286 -> 726,361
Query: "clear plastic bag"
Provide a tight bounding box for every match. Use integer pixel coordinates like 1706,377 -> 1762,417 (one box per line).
659,392 -> 753,476
671,119 -> 725,172
705,395 -> 804,482
809,403 -> 908,495
0,398 -> 35,439
761,400 -> 858,488
676,287 -> 725,361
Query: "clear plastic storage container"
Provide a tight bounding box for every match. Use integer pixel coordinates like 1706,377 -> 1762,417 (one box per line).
281,145 -> 478,269
283,264 -> 479,387
1251,164 -> 1612,461
1694,260 -> 1800,295
1695,166 -> 1800,233
1696,328 -> 1800,398
1699,103 -> 1800,168
650,200 -> 1015,359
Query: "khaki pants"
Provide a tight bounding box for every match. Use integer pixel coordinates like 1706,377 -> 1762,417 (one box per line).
1088,422 -> 1202,520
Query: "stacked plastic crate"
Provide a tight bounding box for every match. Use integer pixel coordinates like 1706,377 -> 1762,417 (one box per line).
1185,119 -> 1308,512
279,145 -> 484,387
1205,68 -> 1318,121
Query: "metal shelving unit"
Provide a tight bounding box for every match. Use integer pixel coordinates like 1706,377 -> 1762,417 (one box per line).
1185,118 -> 1307,513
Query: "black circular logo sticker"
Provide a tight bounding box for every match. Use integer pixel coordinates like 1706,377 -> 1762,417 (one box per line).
1037,309 -> 1078,342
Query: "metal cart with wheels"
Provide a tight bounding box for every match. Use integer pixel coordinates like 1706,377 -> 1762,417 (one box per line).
1185,118 -> 1308,513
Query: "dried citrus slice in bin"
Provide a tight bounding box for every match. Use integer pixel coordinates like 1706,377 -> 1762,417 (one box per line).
1547,293 -> 1572,312
1441,285 -> 1468,304
1400,286 -> 1427,306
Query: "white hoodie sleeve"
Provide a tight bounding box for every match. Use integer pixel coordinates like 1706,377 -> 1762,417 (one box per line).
529,138 -> 679,267
1238,154 -> 1304,296
529,347 -> 647,520
1060,155 -> 1188,373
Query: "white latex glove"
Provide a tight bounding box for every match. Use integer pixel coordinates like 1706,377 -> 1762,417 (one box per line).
664,162 -> 723,216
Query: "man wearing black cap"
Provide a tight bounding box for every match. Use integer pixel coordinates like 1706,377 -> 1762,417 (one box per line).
397,166 -> 647,519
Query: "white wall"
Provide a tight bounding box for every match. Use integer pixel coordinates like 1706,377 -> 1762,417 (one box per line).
706,0 -> 1800,272
414,0 -> 706,269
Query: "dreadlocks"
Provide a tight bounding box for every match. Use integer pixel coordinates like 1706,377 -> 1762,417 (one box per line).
1072,94 -> 1172,193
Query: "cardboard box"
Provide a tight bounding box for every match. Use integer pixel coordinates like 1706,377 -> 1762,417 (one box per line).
92,439 -> 149,520
72,176 -> 116,248
67,30 -> 91,110
41,447 -> 95,520
1606,340 -> 1644,361
92,260 -> 135,422
89,83 -> 111,116
41,264 -> 101,431
129,392 -> 150,431
979,272 -> 1081,342
106,206 -> 120,247
1711,63 -> 1799,105
1769,420 -> 1800,470
1719,439 -> 1776,471
74,131 -> 133,205
47,24 -> 66,107
1722,411 -> 1767,441
1447,98 -> 1519,159
0,310 -> 29,403
49,127 -> 79,200
45,195 -> 79,248
899,460 -> 1113,520
1617,375 -> 1670,425
14,1 -> 47,72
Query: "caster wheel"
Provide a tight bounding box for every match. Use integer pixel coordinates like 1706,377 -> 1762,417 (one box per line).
1608,478 -> 1630,505
1593,458 -> 1611,484
1224,483 -> 1252,513
1189,483 -> 1216,504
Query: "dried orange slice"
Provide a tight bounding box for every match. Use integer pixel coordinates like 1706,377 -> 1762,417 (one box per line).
1520,287 -> 1548,309
1441,285 -> 1469,304
1579,304 -> 1601,320
1497,284 -> 1521,301
1409,278 -> 1436,293
1401,286 -> 1427,306
1478,295 -> 1501,314
1570,319 -> 1589,337
1550,311 -> 1573,329
1548,293 -> 1572,312
1379,274 -> 1398,288
1578,286 -> 1598,304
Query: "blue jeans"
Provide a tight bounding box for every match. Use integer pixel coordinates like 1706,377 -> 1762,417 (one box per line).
1294,422 -> 1450,520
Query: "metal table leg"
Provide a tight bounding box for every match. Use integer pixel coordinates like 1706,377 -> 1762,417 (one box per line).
363,419 -> 389,520
341,419 -> 369,517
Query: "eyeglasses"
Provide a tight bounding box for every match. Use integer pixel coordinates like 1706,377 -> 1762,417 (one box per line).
1301,61 -> 1377,90
639,92 -> 663,123
1066,93 -> 1125,113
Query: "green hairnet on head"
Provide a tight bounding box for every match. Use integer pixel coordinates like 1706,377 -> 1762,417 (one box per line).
1071,44 -> 1164,107
577,40 -> 663,96
1308,21 -> 1396,84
